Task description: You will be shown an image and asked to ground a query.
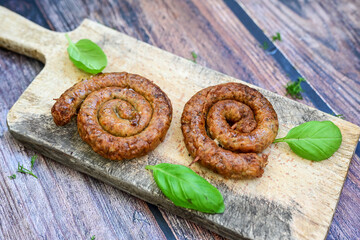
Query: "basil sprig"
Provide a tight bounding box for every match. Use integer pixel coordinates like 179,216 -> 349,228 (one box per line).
274,121 -> 342,161
146,163 -> 225,214
65,34 -> 107,74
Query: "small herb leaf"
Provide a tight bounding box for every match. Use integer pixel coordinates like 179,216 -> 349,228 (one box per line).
8,174 -> 16,179
274,121 -> 342,161
17,163 -> 38,179
146,163 -> 225,213
272,32 -> 282,42
31,155 -> 37,169
285,77 -> 306,99
333,114 -> 345,119
65,34 -> 107,74
191,51 -> 198,63
261,41 -> 269,50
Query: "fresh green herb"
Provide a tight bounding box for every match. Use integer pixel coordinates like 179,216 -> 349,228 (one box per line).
285,77 -> 306,99
261,41 -> 269,50
65,34 -> 107,74
333,114 -> 345,119
17,163 -> 38,179
272,32 -> 282,42
146,163 -> 225,213
90,236 -> 95,240
274,121 -> 342,161
31,155 -> 37,169
8,174 -> 16,179
191,51 -> 198,63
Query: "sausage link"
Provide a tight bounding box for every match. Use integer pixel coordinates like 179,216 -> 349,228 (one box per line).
51,72 -> 172,160
181,83 -> 278,179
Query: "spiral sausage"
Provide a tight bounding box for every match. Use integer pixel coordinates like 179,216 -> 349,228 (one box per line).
181,82 -> 278,179
51,72 -> 172,160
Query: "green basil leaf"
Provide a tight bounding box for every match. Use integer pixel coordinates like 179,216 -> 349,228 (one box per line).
65,34 -> 107,74
274,121 -> 342,161
146,163 -> 225,214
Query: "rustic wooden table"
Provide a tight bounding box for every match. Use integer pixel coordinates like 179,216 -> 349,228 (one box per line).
0,0 -> 359,239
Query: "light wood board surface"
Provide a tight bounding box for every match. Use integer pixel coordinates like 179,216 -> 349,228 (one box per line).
1,6 -> 359,240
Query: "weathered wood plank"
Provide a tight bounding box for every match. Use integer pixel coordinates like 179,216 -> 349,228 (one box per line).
16,0 -> 317,239
0,49 -> 168,240
1,0 -> 359,239
0,1 -> 221,239
1,5 -> 359,239
239,0 -> 360,126
160,210 -> 225,240
235,1 -> 360,238
0,2 -> 167,239
34,0 -> 316,105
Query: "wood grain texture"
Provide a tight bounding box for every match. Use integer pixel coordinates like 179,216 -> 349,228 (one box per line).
1,5 -> 360,240
0,2 -> 167,240
235,1 -> 360,238
0,1 -> 226,239
0,49 -> 169,240
238,0 -> 360,126
33,0 -> 315,105
0,0 -> 359,239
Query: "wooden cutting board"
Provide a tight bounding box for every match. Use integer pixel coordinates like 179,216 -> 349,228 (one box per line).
1,6 -> 359,240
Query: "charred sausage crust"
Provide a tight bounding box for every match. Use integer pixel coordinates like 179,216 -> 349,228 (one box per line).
181,82 -> 278,179
51,72 -> 172,160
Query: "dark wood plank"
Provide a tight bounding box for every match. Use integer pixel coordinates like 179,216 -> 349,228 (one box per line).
0,48 -> 168,240
28,0 -> 314,239
0,0 -> 224,239
328,157 -> 360,239
1,0 -> 358,239
0,2 -> 167,240
33,0 -> 318,106
239,0 -> 360,126
161,211 -> 224,240
236,1 -> 360,239
7,13 -> 358,239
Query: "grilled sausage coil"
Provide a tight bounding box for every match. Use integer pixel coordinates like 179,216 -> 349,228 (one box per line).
51,72 -> 172,160
181,82 -> 278,179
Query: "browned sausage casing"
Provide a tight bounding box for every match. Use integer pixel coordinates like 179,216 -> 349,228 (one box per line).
181,82 -> 278,179
51,72 -> 172,160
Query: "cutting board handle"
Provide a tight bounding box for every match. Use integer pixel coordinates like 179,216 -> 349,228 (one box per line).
0,6 -> 59,63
